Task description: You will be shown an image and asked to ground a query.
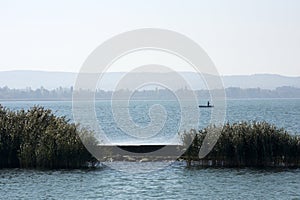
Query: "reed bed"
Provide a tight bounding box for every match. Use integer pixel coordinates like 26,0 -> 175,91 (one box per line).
0,105 -> 97,169
181,122 -> 300,168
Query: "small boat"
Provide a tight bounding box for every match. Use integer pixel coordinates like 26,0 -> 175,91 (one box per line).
199,101 -> 213,108
199,105 -> 214,108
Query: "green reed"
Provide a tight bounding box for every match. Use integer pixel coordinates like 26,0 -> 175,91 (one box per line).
181,122 -> 300,168
0,104 -> 97,169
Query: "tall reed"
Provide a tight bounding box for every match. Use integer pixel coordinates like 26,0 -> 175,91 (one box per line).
0,105 -> 97,169
181,122 -> 300,167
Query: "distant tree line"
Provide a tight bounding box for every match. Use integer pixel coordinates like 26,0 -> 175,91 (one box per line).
181,122 -> 300,168
0,105 -> 97,169
0,86 -> 299,100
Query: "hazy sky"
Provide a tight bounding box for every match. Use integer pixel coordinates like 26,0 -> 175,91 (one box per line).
0,0 -> 299,76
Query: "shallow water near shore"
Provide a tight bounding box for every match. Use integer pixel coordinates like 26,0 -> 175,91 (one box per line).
1,162 -> 300,199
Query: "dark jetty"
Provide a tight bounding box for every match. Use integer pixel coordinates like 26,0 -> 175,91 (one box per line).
117,144 -> 169,153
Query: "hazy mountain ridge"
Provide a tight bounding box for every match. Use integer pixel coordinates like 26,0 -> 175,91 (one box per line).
0,70 -> 299,90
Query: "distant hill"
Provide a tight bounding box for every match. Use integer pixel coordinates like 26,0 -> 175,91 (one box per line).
0,70 -> 299,90
222,74 -> 300,90
0,70 -> 77,89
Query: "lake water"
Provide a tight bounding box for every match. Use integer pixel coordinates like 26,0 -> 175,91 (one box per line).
0,98 -> 300,199
1,98 -> 299,136
1,163 -> 300,199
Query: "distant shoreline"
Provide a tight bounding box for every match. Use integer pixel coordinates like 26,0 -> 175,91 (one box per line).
1,97 -> 300,102
1,85 -> 300,100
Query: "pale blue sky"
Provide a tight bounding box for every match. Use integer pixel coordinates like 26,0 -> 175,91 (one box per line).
0,0 -> 299,76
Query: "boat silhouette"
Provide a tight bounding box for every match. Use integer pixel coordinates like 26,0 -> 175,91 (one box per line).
198,105 -> 214,108
199,101 -> 214,108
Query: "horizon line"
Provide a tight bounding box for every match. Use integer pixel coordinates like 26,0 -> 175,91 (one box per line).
0,69 -> 299,78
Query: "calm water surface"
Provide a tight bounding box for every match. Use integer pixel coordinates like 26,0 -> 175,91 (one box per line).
1,163 -> 300,199
1,99 -> 300,140
0,99 -> 299,199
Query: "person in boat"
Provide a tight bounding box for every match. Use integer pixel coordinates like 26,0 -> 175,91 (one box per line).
207,101 -> 210,107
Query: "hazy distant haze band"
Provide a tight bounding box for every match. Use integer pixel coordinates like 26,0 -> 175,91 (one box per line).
0,70 -> 299,90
